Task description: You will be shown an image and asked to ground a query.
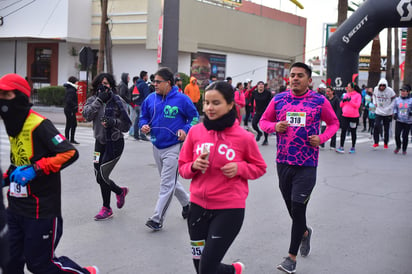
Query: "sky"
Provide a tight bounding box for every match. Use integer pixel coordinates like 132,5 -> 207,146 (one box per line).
249,0 -> 382,61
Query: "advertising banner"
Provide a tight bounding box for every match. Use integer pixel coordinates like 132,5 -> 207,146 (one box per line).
76,81 -> 87,122
190,52 -> 226,89
267,61 -> 290,92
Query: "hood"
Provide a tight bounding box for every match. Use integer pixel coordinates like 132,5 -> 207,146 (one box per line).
64,82 -> 78,89
121,72 -> 129,84
377,78 -> 388,87
190,76 -> 197,85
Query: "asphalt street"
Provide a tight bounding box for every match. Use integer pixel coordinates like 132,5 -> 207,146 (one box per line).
0,108 -> 411,274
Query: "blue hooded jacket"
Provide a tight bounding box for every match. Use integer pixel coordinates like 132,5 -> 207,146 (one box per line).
139,86 -> 199,149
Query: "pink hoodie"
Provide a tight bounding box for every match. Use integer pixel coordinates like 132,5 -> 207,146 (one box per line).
340,91 -> 361,118
178,121 -> 267,210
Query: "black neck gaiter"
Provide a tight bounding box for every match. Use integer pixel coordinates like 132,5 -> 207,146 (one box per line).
0,93 -> 31,137
203,108 -> 236,131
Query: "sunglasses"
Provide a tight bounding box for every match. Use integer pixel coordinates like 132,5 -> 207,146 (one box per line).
153,80 -> 167,84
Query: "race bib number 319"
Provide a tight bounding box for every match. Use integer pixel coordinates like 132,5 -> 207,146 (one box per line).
287,112 -> 306,127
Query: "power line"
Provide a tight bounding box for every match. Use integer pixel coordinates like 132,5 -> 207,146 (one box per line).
1,0 -> 36,18
39,0 -> 62,35
1,0 -> 24,10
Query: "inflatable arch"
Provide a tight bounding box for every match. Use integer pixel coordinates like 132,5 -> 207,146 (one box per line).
327,0 -> 412,96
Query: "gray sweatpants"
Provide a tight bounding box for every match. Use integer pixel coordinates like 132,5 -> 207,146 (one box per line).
151,143 -> 190,224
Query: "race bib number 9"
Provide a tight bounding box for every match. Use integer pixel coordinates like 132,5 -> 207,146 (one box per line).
287,112 -> 306,127
191,240 -> 205,260
10,182 -> 28,198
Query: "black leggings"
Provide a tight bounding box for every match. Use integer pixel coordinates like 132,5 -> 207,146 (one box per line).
94,139 -> 124,208
395,121 -> 411,152
277,164 -> 316,256
374,115 -> 392,145
252,112 -> 268,141
64,108 -> 77,141
340,116 -> 358,148
188,203 -> 244,274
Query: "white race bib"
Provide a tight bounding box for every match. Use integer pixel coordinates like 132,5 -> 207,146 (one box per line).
10,182 -> 28,198
287,112 -> 306,127
93,152 -> 101,163
191,240 -> 205,260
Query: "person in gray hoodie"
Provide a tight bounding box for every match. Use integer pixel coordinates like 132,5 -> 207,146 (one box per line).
83,73 -> 132,221
372,78 -> 396,149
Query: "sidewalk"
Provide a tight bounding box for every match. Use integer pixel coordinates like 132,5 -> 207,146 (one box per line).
32,106 -> 91,127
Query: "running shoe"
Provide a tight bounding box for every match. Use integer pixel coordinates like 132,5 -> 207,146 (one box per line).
116,187 -> 129,209
394,148 -> 400,154
384,144 -> 388,149
300,226 -> 312,257
256,133 -> 262,142
145,219 -> 163,231
94,207 -> 113,221
277,257 -> 296,274
84,266 -> 99,274
182,204 -> 190,219
232,261 -> 245,274
349,147 -> 356,154
402,151 -> 407,155
335,147 -> 344,154
262,140 -> 268,146
372,143 -> 379,149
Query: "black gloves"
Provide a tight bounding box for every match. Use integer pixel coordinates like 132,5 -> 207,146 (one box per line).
97,84 -> 112,103
393,113 -> 398,120
342,97 -> 351,103
100,116 -> 116,128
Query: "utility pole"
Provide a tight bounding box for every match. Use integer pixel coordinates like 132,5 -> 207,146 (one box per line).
97,0 -> 108,73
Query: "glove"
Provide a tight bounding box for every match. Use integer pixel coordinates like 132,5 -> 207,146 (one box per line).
10,165 -> 37,186
342,97 -> 351,102
393,113 -> 398,120
100,116 -> 116,128
97,90 -> 112,103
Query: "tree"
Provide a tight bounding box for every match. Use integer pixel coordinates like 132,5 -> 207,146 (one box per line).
97,0 -> 108,73
337,0 -> 348,26
393,28 -> 400,93
368,36 -> 381,87
386,28 -> 393,87
404,28 -> 412,85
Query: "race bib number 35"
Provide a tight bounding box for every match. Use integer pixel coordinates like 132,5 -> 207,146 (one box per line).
287,112 -> 306,127
191,240 -> 205,260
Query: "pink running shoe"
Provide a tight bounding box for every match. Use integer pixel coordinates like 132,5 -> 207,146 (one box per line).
116,187 -> 129,209
84,266 -> 99,274
94,207 -> 113,221
232,261 -> 245,274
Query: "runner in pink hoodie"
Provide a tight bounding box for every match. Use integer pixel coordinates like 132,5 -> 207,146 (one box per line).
179,81 -> 266,274
336,82 -> 362,154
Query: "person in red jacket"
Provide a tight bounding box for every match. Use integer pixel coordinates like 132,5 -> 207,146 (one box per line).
179,81 -> 267,274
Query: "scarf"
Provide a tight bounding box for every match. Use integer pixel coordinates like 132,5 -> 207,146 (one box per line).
203,108 -> 236,131
0,93 -> 32,137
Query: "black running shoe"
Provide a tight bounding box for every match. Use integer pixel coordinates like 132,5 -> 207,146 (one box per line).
145,219 -> 163,231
